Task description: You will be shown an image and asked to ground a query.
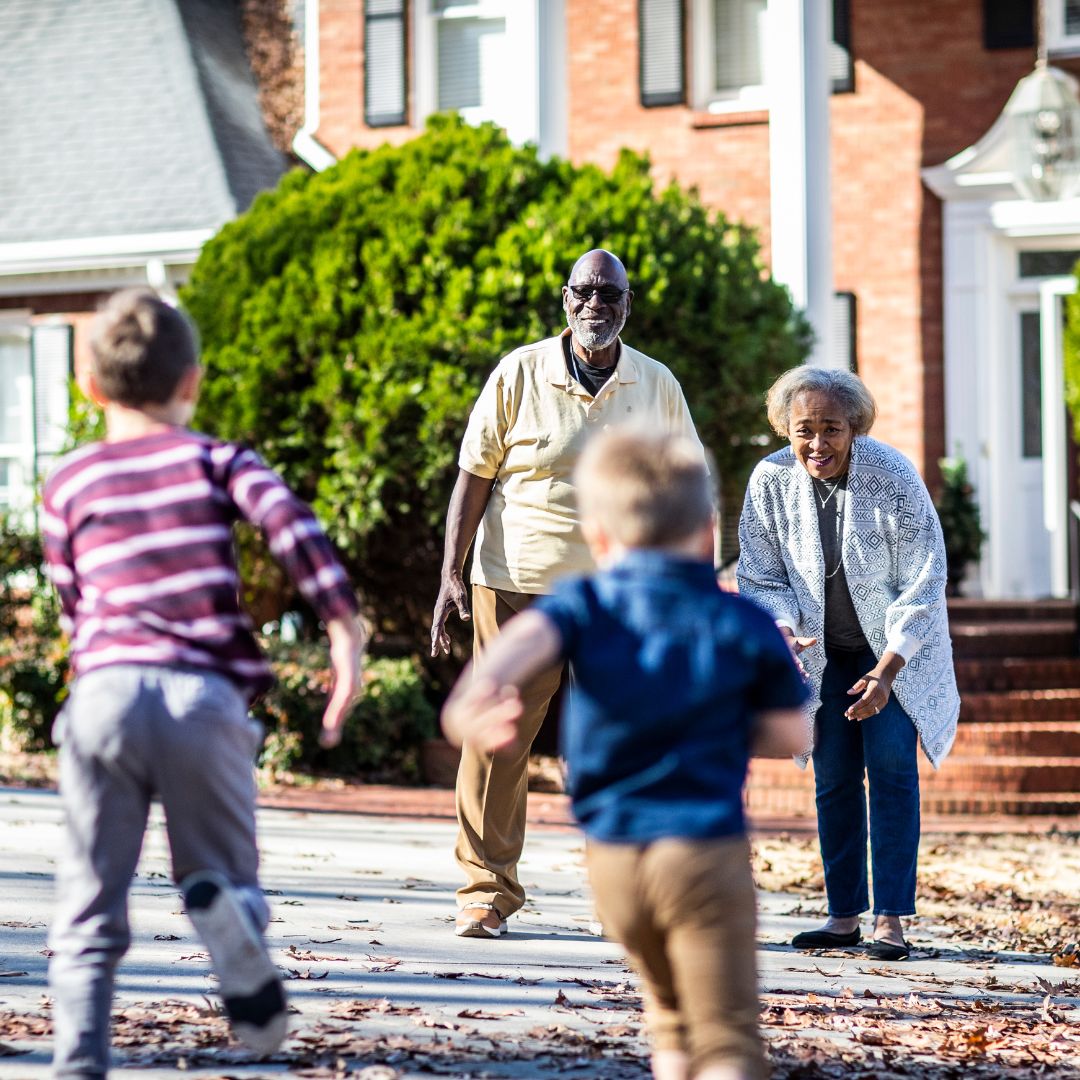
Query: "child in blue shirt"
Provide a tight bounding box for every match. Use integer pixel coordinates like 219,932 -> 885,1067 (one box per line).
442,429 -> 808,1080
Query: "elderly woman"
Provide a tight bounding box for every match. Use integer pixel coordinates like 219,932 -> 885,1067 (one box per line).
737,367 -> 959,961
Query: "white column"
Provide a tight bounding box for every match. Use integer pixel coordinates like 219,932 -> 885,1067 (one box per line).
766,0 -> 833,365
1040,278 -> 1075,598
504,1 -> 542,148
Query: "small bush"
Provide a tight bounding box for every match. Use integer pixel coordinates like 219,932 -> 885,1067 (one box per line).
935,456 -> 985,596
0,521 -> 67,749
253,642 -> 436,780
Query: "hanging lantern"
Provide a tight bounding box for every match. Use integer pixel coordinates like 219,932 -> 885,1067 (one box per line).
1005,64 -> 1080,201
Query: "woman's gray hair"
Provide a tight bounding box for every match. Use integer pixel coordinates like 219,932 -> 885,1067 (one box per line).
765,366 -> 877,438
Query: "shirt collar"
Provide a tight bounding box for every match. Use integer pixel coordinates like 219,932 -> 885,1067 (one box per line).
608,549 -> 716,582
546,328 -> 639,387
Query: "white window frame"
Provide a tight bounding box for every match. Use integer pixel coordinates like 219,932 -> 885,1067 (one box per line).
691,0 -> 769,114
1046,0 -> 1080,56
0,313 -> 34,516
413,0 -> 543,147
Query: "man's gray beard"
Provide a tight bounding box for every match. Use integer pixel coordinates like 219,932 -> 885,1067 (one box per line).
568,312 -> 626,353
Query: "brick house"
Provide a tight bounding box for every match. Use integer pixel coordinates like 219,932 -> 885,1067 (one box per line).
303,0 -> 1080,600
0,0 -> 288,520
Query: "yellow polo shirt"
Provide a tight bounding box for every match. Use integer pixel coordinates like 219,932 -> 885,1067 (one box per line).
459,330 -> 704,594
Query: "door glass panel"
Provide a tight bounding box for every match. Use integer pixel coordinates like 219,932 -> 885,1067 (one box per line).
1018,250 -> 1080,277
1021,310 -> 1043,459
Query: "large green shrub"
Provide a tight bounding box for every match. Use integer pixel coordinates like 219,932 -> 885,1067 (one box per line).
181,115 -> 811,654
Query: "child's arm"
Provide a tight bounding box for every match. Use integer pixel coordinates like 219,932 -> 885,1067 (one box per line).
318,615 -> 367,749
751,708 -> 807,758
441,610 -> 562,754
224,446 -> 364,746
40,494 -> 78,636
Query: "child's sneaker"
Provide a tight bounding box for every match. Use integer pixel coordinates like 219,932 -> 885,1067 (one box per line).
182,870 -> 287,1054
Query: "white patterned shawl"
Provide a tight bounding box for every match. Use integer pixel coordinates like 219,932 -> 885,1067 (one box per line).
737,436 -> 960,768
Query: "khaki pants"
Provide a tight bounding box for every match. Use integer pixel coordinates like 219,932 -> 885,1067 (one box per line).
454,584 -> 563,916
586,836 -> 767,1079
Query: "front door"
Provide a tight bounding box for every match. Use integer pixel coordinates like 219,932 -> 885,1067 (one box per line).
1003,277 -> 1076,599
1007,300 -> 1052,597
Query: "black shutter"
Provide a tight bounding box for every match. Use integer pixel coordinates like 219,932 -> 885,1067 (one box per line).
639,0 -> 684,108
984,0 -> 1036,49
832,292 -> 857,371
831,0 -> 854,94
365,0 -> 407,127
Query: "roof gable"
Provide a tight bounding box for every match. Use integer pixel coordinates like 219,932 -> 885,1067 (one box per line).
0,0 -> 285,246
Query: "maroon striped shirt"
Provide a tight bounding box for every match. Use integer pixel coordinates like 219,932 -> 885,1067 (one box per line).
42,429 -> 359,697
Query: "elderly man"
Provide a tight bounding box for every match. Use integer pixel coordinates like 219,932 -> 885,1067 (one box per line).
430,249 -> 703,938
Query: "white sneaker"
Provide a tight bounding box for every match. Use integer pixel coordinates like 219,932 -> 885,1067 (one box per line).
182,870 -> 287,1054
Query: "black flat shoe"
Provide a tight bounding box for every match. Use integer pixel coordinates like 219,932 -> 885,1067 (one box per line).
867,939 -> 910,961
791,928 -> 862,949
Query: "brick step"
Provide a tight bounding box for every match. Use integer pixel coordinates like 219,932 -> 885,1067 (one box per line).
747,760 -> 1080,816
744,785 -> 1080,818
949,621 -> 1077,659
951,721 -> 1080,757
947,598 -> 1078,625
959,688 -> 1080,724
748,756 -> 1080,794
954,656 -> 1080,693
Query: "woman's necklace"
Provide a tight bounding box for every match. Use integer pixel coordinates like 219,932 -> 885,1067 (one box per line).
814,475 -> 847,578
814,477 -> 842,510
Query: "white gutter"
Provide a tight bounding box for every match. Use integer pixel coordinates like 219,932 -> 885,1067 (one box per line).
292,0 -> 337,172
0,229 -> 214,277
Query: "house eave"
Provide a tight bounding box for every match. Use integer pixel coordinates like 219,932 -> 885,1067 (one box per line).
0,229 -> 213,297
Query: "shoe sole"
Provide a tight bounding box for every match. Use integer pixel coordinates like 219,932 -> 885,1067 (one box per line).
182,871 -> 287,1054
454,918 -> 508,938
791,932 -> 862,949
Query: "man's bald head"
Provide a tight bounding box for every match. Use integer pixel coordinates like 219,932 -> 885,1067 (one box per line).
568,249 -> 630,291
562,250 -> 634,359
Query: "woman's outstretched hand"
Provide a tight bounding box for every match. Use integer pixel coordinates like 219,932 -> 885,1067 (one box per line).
846,651 -> 906,721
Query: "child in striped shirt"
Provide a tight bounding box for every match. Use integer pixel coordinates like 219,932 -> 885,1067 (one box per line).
41,288 -> 365,1077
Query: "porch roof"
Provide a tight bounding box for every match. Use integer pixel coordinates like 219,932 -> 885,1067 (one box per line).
0,0 -> 286,248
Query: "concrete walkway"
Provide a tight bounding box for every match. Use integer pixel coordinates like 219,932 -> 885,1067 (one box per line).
1,786 -> 1078,1077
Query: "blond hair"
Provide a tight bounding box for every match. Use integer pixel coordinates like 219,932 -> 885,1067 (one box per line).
575,429 -> 713,548
765,366 -> 877,438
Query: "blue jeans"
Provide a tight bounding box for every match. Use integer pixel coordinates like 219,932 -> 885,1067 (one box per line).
812,645 -> 920,917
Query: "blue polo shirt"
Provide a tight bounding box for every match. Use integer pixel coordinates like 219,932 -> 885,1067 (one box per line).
533,550 -> 809,844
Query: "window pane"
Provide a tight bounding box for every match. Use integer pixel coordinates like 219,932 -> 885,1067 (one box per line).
714,0 -> 766,91
0,335 -> 31,446
1021,310 -> 1042,459
437,17 -> 506,111
1067,0 -> 1080,35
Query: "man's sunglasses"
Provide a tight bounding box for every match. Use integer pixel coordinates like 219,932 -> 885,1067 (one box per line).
566,284 -> 628,304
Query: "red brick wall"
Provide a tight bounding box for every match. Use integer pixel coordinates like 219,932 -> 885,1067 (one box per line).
562,0 -> 1036,476
314,0 -> 1047,477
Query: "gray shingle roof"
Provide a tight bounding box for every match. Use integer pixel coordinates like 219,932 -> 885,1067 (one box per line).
0,0 -> 286,245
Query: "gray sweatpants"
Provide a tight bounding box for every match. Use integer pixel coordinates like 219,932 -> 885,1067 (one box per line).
48,665 -> 266,1079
